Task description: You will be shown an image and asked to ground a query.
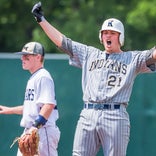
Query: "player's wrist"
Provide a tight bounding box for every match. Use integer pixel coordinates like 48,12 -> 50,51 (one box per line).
32,114 -> 47,129
27,127 -> 38,134
36,16 -> 46,23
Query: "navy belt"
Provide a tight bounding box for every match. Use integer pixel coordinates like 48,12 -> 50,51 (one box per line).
84,103 -> 120,110
54,105 -> 57,109
40,105 -> 57,110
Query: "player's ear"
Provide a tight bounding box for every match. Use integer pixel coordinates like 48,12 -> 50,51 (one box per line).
36,54 -> 44,62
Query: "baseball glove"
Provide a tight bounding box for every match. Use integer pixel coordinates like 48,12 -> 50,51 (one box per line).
10,128 -> 39,156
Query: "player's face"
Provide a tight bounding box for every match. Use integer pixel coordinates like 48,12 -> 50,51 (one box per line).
101,30 -> 121,53
21,54 -> 40,73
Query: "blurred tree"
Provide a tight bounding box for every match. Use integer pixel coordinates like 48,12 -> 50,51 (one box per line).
126,0 -> 156,49
0,0 -> 156,53
0,0 -> 34,51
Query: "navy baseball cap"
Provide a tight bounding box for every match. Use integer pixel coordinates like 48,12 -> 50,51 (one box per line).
16,42 -> 45,56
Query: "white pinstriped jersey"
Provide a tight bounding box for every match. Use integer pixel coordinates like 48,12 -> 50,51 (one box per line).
20,68 -> 58,128
61,36 -> 156,104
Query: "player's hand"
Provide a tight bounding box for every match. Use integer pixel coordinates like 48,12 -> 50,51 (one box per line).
32,2 -> 45,23
18,127 -> 39,156
0,105 -> 11,114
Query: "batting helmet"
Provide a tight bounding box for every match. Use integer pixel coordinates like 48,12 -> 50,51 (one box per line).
99,18 -> 124,46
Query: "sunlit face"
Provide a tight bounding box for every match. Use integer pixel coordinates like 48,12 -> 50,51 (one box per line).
101,30 -> 121,53
21,54 -> 40,73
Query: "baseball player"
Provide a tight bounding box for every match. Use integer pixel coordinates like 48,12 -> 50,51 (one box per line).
32,2 -> 156,156
0,42 -> 60,156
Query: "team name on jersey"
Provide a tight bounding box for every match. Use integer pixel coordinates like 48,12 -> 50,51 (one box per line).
25,88 -> 34,101
89,59 -> 127,75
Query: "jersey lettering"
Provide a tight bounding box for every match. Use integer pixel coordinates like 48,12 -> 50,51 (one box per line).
108,75 -> 122,87
89,59 -> 127,75
89,59 -> 104,70
25,88 -> 34,101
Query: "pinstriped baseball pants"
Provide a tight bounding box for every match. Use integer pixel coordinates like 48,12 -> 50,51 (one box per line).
72,105 -> 130,156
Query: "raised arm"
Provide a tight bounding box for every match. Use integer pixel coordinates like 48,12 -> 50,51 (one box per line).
152,48 -> 156,60
146,47 -> 156,66
32,2 -> 63,47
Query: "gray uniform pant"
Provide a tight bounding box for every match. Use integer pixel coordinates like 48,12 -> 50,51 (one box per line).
72,104 -> 130,156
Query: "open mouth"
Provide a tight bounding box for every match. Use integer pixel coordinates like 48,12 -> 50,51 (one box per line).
107,40 -> 111,45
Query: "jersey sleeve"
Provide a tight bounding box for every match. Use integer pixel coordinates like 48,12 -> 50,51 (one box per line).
60,36 -> 88,68
36,77 -> 57,106
135,47 -> 156,73
145,47 -> 156,71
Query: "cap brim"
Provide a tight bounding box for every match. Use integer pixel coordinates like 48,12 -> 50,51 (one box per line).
15,52 -> 32,55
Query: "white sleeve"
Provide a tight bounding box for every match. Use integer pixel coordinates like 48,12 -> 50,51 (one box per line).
36,77 -> 57,105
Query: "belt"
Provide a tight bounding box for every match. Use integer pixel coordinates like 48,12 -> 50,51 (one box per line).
40,105 -> 57,110
84,103 -> 120,110
54,105 -> 57,109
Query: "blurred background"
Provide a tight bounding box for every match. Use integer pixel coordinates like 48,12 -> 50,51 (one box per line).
1,54 -> 156,156
0,0 -> 156,53
1,0 -> 156,155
